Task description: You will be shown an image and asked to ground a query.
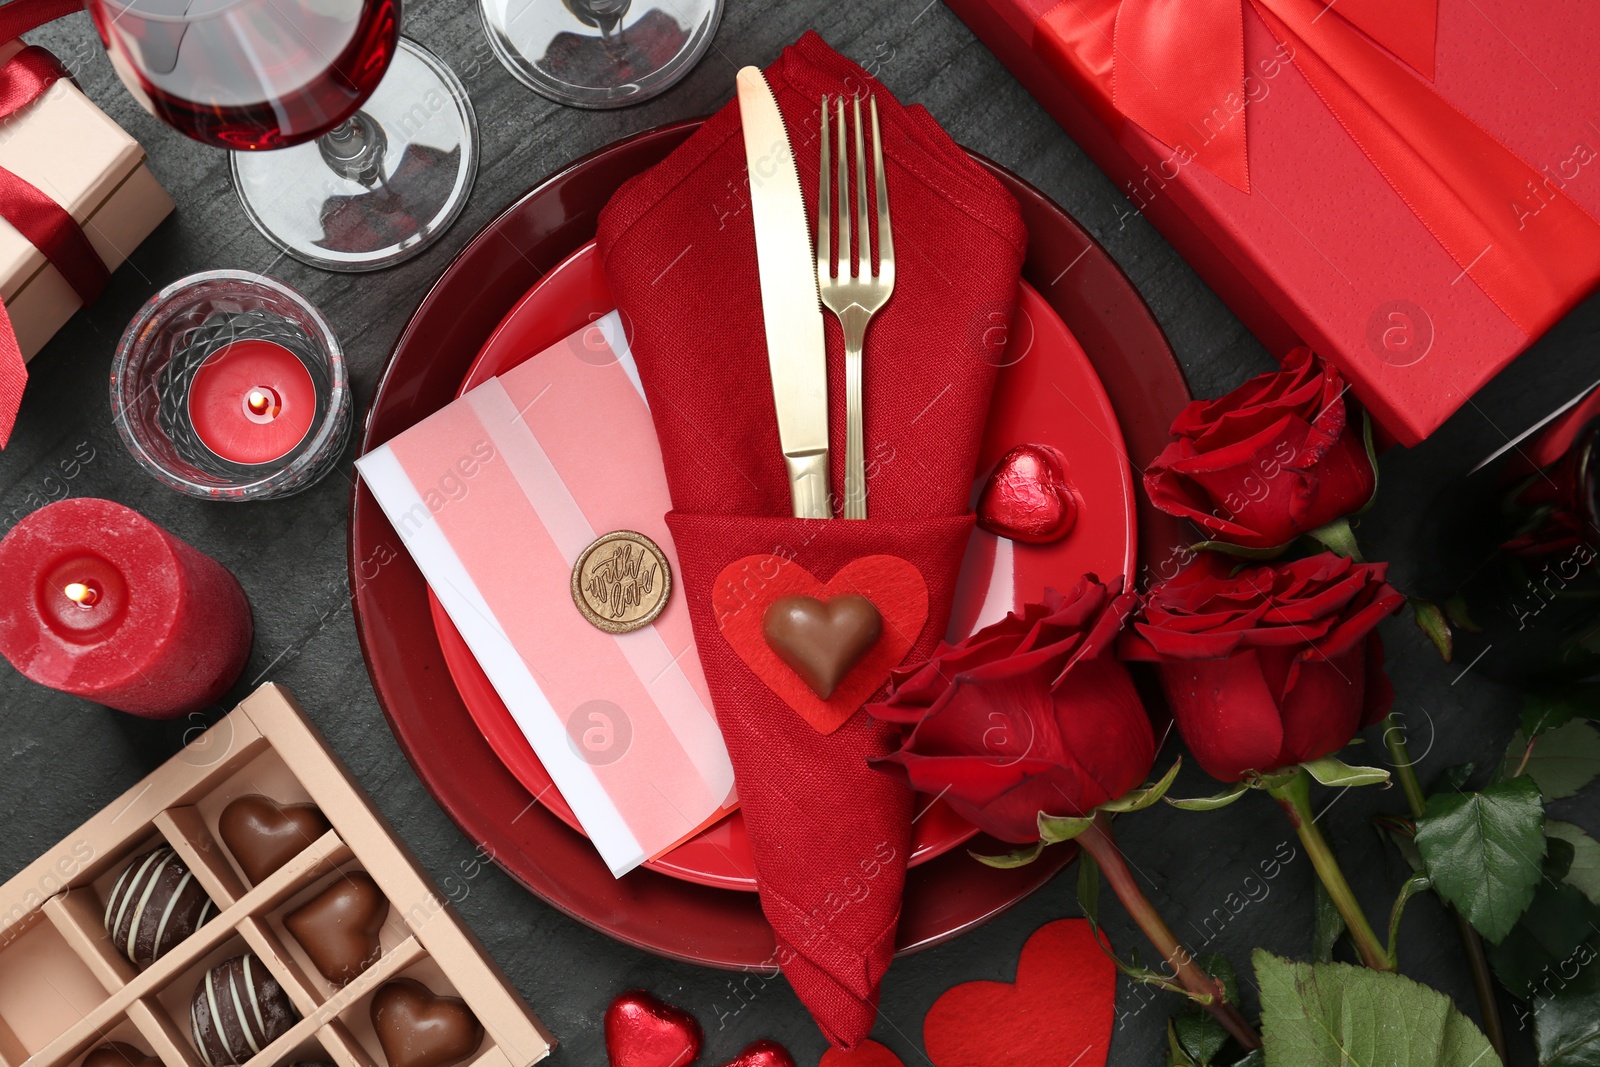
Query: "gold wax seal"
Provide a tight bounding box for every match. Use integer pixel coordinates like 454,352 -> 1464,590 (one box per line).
571,531 -> 672,634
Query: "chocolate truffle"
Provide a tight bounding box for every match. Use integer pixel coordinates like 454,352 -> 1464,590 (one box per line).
218,796 -> 331,885
83,1043 -> 161,1067
190,953 -> 299,1067
371,979 -> 483,1067
103,846 -> 216,966
284,872 -> 389,985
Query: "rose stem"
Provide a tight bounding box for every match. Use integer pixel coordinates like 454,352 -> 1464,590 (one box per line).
1382,714 -> 1507,1060
1266,769 -> 1393,971
1076,814 -> 1262,1051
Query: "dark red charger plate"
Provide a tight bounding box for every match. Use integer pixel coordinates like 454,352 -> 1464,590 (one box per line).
349,121 -> 1191,969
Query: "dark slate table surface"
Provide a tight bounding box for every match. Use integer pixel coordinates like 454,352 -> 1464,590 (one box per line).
6,3 -> 1600,1065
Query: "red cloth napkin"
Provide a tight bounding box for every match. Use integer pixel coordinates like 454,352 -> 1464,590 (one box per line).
597,32 -> 1025,1047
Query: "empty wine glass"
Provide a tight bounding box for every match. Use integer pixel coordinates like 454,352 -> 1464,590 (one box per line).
477,0 -> 722,108
88,0 -> 478,271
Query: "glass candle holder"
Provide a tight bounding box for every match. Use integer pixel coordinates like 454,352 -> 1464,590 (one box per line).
111,270 -> 351,500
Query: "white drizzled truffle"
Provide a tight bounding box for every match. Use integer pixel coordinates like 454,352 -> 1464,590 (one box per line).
102,846 -> 216,966
189,953 -> 299,1067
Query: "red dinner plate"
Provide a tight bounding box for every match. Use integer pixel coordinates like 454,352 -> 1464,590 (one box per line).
351,121 -> 1191,968
426,239 -> 1137,891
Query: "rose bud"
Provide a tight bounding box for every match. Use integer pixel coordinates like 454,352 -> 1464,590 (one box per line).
1144,347 -> 1376,551
868,576 -> 1154,844
1121,552 -> 1405,782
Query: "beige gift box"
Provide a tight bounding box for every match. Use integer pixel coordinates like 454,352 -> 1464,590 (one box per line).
0,39 -> 174,361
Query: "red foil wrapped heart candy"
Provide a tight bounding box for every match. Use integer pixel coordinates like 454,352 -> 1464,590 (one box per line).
604,990 -> 702,1067
717,1040 -> 796,1067
976,444 -> 1078,544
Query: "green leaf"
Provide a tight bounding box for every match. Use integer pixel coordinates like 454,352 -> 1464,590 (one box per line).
970,840 -> 1044,868
1410,598 -> 1453,663
1430,761 -> 1478,795
1547,837 -> 1578,881
1167,783 -> 1252,811
1444,591 -> 1482,634
1168,1020 -> 1200,1067
1302,756 -> 1391,788
1038,812 -> 1095,843
1306,516 -> 1363,561
1534,941 -> 1600,1066
1254,951 -> 1500,1067
1230,1054 -> 1265,1067
1173,1010 -> 1225,1066
1522,683 -> 1600,740
1190,539 -> 1292,560
1414,776 -> 1546,942
1547,821 -> 1600,906
1503,720 -> 1600,799
1356,409 -> 1379,515
1525,689 -> 1581,739
1313,878 -> 1345,964
1386,873 -> 1432,968
1485,882 -> 1600,999
1170,955 -> 1239,1066
1102,758 -> 1183,812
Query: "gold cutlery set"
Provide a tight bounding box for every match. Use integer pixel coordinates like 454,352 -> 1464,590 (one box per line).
735,67 -> 895,520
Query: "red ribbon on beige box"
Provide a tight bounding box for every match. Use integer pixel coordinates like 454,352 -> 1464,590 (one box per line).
1035,0 -> 1600,339
0,0 -> 113,448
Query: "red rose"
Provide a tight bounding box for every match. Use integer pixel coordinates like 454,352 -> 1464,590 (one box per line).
1145,347 -> 1375,550
868,576 -> 1154,844
1121,552 -> 1405,782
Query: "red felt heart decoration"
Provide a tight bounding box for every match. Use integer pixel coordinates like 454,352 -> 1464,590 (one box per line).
715,1040 -> 795,1067
924,920 -> 1115,1067
713,554 -> 928,733
976,443 -> 1078,544
604,990 -> 703,1067
820,1039 -> 906,1066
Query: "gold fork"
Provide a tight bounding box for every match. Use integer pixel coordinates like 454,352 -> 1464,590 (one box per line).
818,94 -> 894,520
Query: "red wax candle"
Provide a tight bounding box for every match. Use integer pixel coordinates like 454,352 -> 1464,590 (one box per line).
0,499 -> 253,718
187,340 -> 317,465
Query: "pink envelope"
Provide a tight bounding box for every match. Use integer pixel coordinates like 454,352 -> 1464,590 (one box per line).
357,314 -> 736,877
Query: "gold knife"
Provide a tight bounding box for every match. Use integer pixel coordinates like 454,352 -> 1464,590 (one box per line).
736,66 -> 832,519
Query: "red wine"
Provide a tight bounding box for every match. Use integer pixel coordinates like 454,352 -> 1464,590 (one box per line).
90,0 -> 400,151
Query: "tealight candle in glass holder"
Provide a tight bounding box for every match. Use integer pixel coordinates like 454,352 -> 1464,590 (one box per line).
111,270 -> 351,500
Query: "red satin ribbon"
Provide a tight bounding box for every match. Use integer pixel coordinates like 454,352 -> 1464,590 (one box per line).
0,0 -> 107,448
1037,0 -> 1600,338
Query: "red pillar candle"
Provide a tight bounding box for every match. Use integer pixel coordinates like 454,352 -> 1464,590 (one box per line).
0,499 -> 253,717
188,340 -> 318,465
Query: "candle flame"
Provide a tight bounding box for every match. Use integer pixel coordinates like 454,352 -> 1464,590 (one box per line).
64,582 -> 99,607
247,389 -> 272,416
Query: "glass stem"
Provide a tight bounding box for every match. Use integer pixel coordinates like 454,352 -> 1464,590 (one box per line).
1267,769 -> 1392,971
317,111 -> 388,188
1076,814 -> 1262,1051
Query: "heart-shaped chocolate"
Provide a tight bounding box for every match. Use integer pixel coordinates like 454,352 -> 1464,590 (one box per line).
83,1043 -> 161,1067
284,871 -> 389,985
762,594 -> 883,700
372,978 -> 483,1067
219,795 -> 331,885
715,555 -> 928,733
716,1040 -> 796,1067
603,990 -> 702,1067
976,443 -> 1078,544
820,1040 -> 906,1067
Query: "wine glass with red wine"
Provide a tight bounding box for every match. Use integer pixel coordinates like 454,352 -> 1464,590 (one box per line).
477,0 -> 722,107
88,0 -> 477,271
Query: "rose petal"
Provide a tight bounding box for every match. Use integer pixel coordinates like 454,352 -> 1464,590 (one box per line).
1159,652 -> 1287,782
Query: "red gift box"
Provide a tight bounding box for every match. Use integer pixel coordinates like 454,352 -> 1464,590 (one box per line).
945,0 -> 1600,445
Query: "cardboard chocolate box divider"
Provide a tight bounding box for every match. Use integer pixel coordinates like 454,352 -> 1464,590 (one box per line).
0,684 -> 552,1067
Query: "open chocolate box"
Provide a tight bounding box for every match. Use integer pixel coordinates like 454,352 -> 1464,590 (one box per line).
0,684 -> 551,1067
